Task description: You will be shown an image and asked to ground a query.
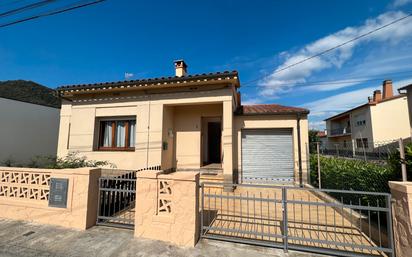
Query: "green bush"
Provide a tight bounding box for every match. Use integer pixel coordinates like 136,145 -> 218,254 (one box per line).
20,152 -> 114,169
310,155 -> 397,205
310,155 -> 394,193
387,142 -> 412,180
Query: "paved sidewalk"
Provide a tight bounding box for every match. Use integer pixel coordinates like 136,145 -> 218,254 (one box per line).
0,219 -> 325,257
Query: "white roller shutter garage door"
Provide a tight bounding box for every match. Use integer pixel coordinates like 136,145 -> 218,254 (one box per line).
241,128 -> 294,184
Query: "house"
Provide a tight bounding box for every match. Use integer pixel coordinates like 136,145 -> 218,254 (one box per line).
324,80 -> 410,152
0,80 -> 60,165
56,60 -> 309,185
398,83 -> 412,138
316,130 -> 328,149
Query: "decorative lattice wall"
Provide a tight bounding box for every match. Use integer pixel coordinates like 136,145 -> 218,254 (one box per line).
0,170 -> 51,202
158,180 -> 172,214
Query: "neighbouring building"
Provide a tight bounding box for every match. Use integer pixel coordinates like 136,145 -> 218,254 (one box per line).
398,83 -> 412,138
316,130 -> 328,149
56,60 -> 309,185
324,80 -> 410,151
0,80 -> 60,165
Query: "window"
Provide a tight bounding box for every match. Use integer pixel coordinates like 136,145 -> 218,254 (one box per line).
356,138 -> 368,148
356,120 -> 366,126
98,119 -> 136,151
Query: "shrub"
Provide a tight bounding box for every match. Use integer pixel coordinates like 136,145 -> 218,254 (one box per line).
387,142 -> 412,180
23,152 -> 115,169
310,155 -> 395,205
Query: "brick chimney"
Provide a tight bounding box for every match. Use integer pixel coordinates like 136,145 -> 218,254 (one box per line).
174,60 -> 187,77
382,80 -> 393,99
373,90 -> 382,102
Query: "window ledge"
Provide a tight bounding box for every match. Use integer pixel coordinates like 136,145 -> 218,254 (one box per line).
96,147 -> 135,152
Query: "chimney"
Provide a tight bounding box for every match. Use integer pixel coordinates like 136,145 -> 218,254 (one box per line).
174,59 -> 187,77
373,90 -> 382,102
368,96 -> 373,103
382,80 -> 393,99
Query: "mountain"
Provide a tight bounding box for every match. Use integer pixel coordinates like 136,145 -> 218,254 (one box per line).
0,80 -> 60,108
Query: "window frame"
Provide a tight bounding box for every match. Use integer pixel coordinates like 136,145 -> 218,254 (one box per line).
356,138 -> 368,148
97,119 -> 136,151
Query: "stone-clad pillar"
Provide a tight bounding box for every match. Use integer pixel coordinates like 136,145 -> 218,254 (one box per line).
389,182 -> 412,257
135,171 -> 200,247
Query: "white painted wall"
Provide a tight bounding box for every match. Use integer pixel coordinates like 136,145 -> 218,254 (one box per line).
0,98 -> 60,164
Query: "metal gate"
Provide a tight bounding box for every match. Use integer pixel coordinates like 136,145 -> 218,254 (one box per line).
200,182 -> 394,257
97,171 -> 137,229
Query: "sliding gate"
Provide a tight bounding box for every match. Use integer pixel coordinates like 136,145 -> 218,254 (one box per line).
200,182 -> 394,257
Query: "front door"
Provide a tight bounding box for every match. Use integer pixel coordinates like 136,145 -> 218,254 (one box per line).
207,122 -> 221,164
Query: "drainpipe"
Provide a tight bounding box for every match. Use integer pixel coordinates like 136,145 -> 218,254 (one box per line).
146,96 -> 151,169
297,113 -> 303,187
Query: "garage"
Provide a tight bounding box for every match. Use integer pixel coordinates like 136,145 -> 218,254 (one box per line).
241,128 -> 294,183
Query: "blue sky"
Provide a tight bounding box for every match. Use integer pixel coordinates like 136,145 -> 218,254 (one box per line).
1,0 -> 412,129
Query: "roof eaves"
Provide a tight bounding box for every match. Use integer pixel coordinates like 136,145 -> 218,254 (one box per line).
57,71 -> 239,94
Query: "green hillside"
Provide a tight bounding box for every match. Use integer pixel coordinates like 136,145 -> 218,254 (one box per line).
0,80 -> 60,108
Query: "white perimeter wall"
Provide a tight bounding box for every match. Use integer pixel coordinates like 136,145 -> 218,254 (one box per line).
0,98 -> 60,164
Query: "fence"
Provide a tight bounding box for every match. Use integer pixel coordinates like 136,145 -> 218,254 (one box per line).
310,138 -> 410,162
200,182 -> 394,257
309,138 -> 410,192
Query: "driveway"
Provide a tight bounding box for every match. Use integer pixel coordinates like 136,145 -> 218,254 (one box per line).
0,219 -> 323,257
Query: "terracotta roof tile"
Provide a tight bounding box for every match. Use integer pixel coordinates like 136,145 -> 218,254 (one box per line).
57,70 -> 239,93
236,104 -> 309,115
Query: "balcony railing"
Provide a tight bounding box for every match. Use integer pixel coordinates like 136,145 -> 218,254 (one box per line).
329,127 -> 351,136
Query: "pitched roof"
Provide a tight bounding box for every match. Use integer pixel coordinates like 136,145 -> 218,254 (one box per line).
399,83 -> 412,91
57,71 -> 239,94
0,80 -> 60,108
236,104 -> 309,115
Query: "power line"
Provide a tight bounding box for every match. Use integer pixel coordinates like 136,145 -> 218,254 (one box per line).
242,12 -> 412,86
0,0 -> 28,8
0,0 -> 56,19
0,0 -> 105,28
240,68 -> 412,88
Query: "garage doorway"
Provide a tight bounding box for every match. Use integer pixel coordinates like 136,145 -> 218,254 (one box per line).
241,128 -> 294,183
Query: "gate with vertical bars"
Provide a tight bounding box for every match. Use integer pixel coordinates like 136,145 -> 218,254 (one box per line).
200,182 -> 394,257
96,166 -> 161,229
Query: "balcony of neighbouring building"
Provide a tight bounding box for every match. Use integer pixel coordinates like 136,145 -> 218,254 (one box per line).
327,114 -> 351,137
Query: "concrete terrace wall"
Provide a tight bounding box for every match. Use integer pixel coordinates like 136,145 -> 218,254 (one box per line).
135,171 -> 199,247
0,98 -> 60,165
0,167 -> 100,230
389,182 -> 412,257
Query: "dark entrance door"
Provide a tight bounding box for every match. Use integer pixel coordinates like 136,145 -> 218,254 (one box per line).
207,122 -> 221,164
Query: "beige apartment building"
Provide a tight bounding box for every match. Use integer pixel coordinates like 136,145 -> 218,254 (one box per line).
56,60 -> 309,185
324,80 -> 410,150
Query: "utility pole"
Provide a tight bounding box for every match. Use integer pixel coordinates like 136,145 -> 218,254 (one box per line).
317,142 -> 321,189
399,138 -> 408,181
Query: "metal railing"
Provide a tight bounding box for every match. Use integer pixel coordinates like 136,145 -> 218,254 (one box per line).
329,127 -> 351,136
200,182 -> 393,257
96,165 -> 162,229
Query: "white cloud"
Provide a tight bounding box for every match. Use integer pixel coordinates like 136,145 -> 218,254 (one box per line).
301,80 -> 362,92
309,121 -> 327,130
393,0 -> 412,7
258,11 -> 412,98
124,72 -> 134,79
302,87 -> 376,117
